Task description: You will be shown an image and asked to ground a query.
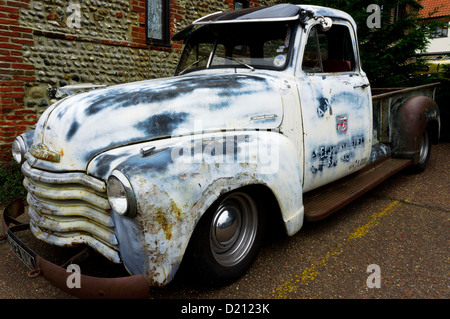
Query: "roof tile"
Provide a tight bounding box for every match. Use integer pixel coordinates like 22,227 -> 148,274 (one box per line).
419,0 -> 450,18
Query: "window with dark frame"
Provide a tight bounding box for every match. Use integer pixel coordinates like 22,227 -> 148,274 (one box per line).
302,24 -> 356,73
234,0 -> 249,10
146,0 -> 170,46
393,3 -> 407,22
431,24 -> 448,38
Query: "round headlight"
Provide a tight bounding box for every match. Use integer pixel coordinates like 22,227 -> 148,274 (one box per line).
107,170 -> 136,217
12,137 -> 26,164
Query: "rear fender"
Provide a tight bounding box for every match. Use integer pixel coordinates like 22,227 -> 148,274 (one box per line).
392,96 -> 440,163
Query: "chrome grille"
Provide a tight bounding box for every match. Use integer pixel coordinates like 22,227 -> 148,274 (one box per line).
22,161 -> 120,263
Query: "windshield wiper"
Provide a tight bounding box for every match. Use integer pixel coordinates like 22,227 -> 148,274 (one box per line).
220,56 -> 255,71
178,56 -> 209,75
179,55 -> 255,75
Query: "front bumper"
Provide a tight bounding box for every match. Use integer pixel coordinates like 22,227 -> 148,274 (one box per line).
1,200 -> 150,299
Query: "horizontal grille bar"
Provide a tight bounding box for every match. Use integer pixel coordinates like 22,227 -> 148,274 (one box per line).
22,161 -> 106,193
27,193 -> 113,227
28,206 -> 117,246
24,177 -> 110,210
30,219 -> 120,263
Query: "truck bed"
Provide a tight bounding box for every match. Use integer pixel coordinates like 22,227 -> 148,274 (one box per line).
371,82 -> 440,144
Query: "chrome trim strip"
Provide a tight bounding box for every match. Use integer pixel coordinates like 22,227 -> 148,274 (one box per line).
194,15 -> 300,25
250,114 -> 279,121
192,11 -> 223,24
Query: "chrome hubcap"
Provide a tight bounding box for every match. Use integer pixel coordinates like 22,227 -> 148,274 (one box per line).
210,192 -> 258,267
214,207 -> 240,245
418,130 -> 429,164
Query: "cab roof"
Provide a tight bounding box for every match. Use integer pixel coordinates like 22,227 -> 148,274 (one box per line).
172,4 -> 356,41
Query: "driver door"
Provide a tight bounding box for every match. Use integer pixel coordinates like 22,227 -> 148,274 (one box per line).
298,22 -> 372,193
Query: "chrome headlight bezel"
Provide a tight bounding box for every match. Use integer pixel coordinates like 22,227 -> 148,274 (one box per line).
107,170 -> 137,217
12,136 -> 26,164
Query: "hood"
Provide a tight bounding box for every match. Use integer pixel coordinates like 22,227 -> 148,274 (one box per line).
31,73 -> 284,172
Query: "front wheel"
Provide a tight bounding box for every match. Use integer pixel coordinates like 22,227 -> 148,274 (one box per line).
185,190 -> 266,286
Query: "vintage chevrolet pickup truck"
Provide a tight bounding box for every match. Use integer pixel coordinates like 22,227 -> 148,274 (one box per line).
2,4 -> 440,298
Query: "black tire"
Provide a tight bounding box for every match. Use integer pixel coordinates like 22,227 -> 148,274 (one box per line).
410,129 -> 431,173
185,190 -> 266,286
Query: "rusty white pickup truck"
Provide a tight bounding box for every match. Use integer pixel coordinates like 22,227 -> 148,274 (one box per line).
2,4 -> 440,298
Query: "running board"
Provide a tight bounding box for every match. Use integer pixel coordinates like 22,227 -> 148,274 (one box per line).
303,158 -> 412,222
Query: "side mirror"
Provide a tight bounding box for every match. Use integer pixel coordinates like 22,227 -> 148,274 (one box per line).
317,16 -> 333,31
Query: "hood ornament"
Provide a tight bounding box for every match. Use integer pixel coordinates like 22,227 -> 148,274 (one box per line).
29,143 -> 61,163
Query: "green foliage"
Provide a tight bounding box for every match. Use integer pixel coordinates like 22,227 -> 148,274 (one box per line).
288,0 -> 441,87
434,64 -> 450,141
440,63 -> 450,81
0,161 -> 27,208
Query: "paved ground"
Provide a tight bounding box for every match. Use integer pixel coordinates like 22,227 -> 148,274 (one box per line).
0,143 -> 448,308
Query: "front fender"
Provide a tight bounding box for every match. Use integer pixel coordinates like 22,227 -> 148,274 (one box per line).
107,131 -> 303,286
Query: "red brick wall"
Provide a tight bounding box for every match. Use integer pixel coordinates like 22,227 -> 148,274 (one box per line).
170,0 -> 184,52
131,0 -> 147,45
0,0 -> 36,162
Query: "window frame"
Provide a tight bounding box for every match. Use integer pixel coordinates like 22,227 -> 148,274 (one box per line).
145,0 -> 170,46
299,20 -> 359,76
174,22 -> 297,76
431,24 -> 449,38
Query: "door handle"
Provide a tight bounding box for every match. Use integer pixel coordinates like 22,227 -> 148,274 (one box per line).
354,83 -> 370,89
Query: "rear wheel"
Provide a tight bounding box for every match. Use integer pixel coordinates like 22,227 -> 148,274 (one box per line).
186,190 -> 266,286
410,129 -> 431,173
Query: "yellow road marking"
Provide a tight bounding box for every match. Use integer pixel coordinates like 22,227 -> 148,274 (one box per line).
346,201 -> 401,241
273,200 -> 402,299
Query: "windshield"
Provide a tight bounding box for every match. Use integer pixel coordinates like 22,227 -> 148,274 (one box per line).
175,22 -> 296,75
